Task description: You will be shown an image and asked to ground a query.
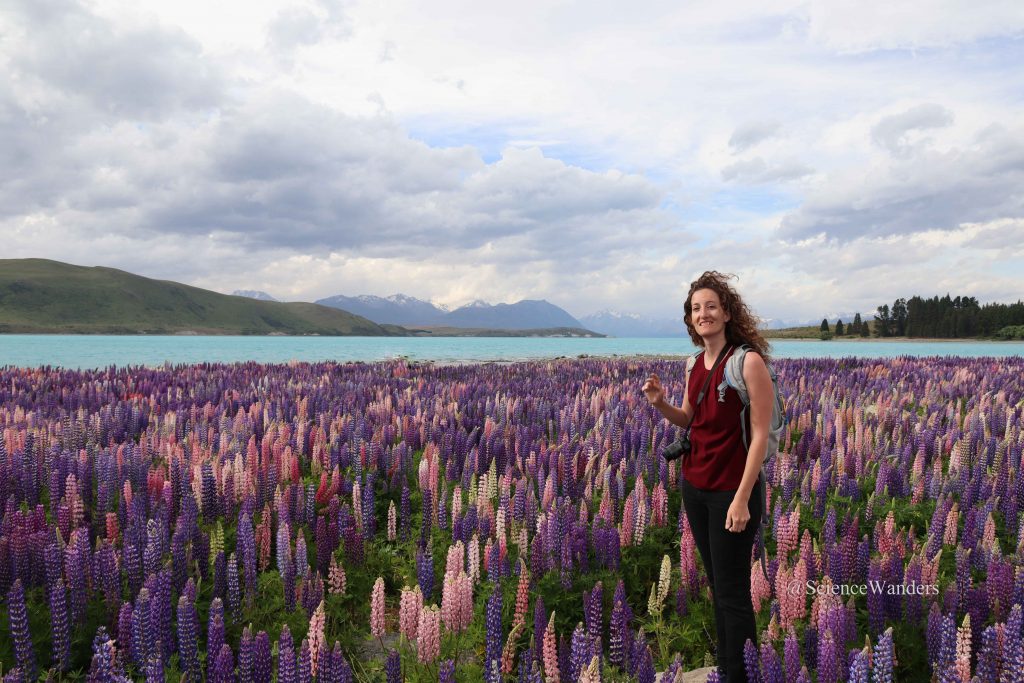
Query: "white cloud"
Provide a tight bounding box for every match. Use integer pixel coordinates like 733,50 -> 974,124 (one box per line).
1,0 -> 1023,323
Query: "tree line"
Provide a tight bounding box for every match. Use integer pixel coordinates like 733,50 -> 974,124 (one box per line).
874,295 -> 1024,338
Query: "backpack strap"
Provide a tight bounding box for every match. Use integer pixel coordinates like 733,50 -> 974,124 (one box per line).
722,344 -> 771,582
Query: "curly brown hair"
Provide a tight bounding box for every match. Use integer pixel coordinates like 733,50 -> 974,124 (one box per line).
683,270 -> 771,361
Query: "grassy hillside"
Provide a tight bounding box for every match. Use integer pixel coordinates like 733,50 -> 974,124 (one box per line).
0,259 -> 404,336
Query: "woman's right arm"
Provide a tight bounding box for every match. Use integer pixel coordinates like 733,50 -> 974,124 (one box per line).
642,373 -> 694,428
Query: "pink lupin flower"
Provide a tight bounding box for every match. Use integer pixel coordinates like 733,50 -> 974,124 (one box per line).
451,486 -> 463,525
955,614 -> 972,682
944,504 -> 959,547
680,517 -> 698,591
399,586 -> 423,642
308,600 -> 326,677
751,560 -> 771,613
511,560 -> 530,631
387,501 -> 397,541
501,622 -> 524,674
457,572 -> 474,631
370,577 -> 386,638
445,541 -> 464,579
416,605 -> 441,664
543,612 -> 560,683
328,555 -> 346,595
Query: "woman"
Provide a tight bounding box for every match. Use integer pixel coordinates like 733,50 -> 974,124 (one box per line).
642,271 -> 774,683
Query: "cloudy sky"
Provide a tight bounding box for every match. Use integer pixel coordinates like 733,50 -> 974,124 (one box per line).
3,0 -> 1023,322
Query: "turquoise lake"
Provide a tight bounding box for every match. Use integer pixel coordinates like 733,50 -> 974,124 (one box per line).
1,335 -> 1022,368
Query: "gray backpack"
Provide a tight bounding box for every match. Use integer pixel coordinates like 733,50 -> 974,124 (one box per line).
684,344 -> 786,579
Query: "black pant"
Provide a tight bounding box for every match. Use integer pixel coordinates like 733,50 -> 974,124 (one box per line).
681,478 -> 762,683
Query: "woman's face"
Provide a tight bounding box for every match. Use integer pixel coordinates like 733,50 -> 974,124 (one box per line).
689,288 -> 731,339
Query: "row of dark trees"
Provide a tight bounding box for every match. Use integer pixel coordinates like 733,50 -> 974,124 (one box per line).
874,295 -> 1024,338
820,314 -> 870,337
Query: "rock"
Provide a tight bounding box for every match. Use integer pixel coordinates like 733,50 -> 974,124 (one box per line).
656,666 -> 716,683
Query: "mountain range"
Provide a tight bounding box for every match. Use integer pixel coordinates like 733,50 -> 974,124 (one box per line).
314,294 -> 584,330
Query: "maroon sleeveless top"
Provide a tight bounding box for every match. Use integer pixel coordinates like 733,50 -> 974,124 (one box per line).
683,346 -> 751,491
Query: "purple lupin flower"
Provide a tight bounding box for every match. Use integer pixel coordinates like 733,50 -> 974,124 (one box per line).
439,658 -> 456,683
1001,605 -> 1023,682
584,581 -> 602,656
417,547 -> 435,601
975,625 -> 998,682
485,586 -> 503,682
744,638 -> 761,683
760,641 -> 783,683
49,576 -> 71,671
207,601 -> 226,677
871,627 -> 894,683
7,580 -> 37,682
210,643 -> 234,683
279,624 -> 297,683
298,638 -> 312,683
238,626 -> 254,683
784,629 -> 800,683
534,596 -> 547,663
118,601 -> 135,668
569,622 -> 588,683
176,595 -> 200,682
635,643 -> 655,683
385,649 -> 401,683
609,580 -> 632,669
926,602 -> 942,667
253,630 -> 273,683
316,641 -> 333,683
146,653 -> 165,683
816,629 -> 838,683
227,552 -> 241,621
847,649 -> 869,683
88,625 -> 126,683
333,642 -> 353,683
795,665 -> 812,683
135,587 -> 158,669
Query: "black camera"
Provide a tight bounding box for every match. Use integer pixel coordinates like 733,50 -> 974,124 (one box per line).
662,432 -> 691,461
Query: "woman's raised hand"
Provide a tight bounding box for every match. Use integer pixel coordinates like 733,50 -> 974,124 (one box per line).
642,374 -> 666,406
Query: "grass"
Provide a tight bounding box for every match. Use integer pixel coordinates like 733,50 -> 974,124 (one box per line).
0,258 -> 401,336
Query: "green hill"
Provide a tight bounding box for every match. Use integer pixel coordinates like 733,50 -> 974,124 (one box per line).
0,259 -> 405,336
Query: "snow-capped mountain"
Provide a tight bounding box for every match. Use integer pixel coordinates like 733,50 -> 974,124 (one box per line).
232,290 -> 278,302
444,299 -> 583,330
316,294 -> 584,329
315,294 -> 449,325
579,310 -> 688,337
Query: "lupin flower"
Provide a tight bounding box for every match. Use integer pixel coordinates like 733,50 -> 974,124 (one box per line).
279,625 -> 297,683
308,600 -> 326,677
872,627 -> 895,683
328,554 -> 347,595
439,659 -> 456,683
210,644 -> 235,683
7,580 -> 36,682
400,585 -> 424,642
485,587 -> 504,680
417,605 -> 441,664
176,594 -> 200,682
253,631 -> 273,683
385,649 -> 401,683
543,613 -> 560,683
49,576 -> 71,671
371,577 -> 386,638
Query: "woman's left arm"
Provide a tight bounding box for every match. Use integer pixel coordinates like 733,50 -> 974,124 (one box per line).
725,352 -> 773,533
